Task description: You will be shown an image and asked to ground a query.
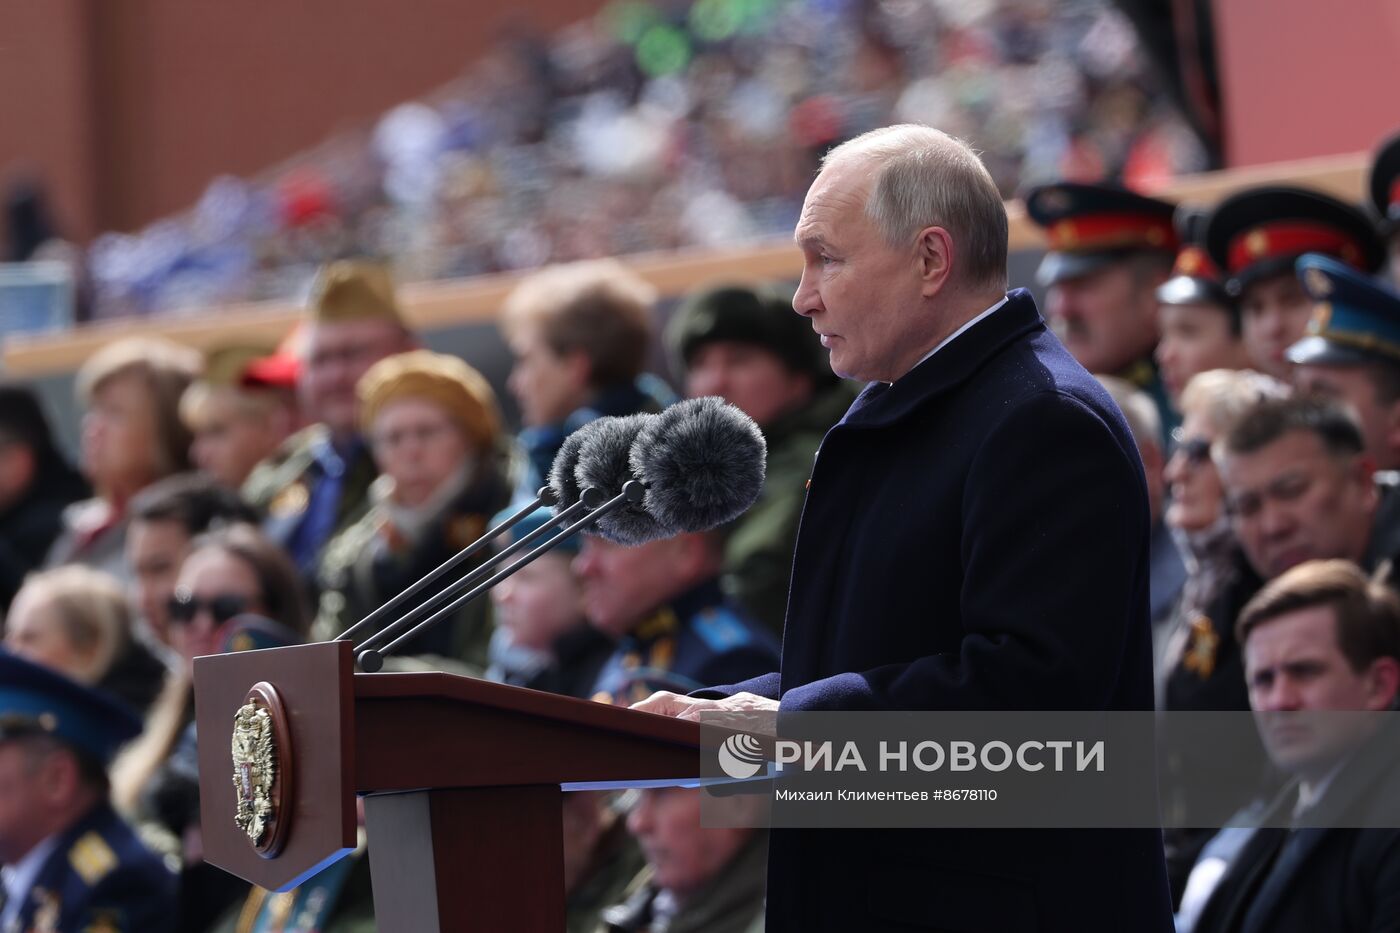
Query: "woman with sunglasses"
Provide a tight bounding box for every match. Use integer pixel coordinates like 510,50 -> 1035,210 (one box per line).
1158,368 -> 1289,905
112,522 -> 309,932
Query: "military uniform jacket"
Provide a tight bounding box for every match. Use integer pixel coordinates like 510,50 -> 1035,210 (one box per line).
243,426 -> 379,580
3,802 -> 176,933
722,381 -> 857,636
696,290 -> 1173,932
312,467 -> 512,669
589,580 -> 779,707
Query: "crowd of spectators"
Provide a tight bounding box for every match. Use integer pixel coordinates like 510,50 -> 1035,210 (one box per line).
62,0 -> 1205,322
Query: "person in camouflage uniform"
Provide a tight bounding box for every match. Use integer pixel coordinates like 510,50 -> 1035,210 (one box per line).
242,260 -> 417,584
312,351 -> 514,670
665,284 -> 856,636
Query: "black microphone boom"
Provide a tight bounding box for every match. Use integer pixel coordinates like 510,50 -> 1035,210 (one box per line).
358,481 -> 646,671
353,487 -> 603,654
338,485 -> 559,646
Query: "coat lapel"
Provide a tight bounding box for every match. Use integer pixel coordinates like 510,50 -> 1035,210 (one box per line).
837,289 -> 1045,432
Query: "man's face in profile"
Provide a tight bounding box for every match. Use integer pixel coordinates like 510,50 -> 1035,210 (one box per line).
791,160 -> 925,383
1219,429 -> 1377,579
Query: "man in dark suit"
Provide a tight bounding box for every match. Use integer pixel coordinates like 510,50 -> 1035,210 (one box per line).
1188,560 -> 1400,933
636,124 -> 1173,931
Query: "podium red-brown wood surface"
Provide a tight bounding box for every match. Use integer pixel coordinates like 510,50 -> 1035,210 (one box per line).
194,641 -> 704,932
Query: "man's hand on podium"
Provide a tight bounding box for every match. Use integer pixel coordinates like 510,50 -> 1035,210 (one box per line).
630,690 -> 779,720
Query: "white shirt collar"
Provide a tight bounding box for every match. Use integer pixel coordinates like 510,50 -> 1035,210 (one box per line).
1,833 -> 61,929
892,295 -> 1009,384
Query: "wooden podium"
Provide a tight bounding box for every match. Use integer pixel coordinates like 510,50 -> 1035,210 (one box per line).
194,640 -> 704,932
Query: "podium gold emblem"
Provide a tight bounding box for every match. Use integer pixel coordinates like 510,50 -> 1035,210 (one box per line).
233,700 -> 277,844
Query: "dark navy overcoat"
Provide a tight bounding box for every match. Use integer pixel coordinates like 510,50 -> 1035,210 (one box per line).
699,288 -> 1175,932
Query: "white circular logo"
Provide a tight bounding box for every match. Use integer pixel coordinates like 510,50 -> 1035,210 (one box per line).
717,733 -> 766,779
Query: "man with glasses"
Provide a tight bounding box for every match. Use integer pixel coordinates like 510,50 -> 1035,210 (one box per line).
243,261 -> 417,582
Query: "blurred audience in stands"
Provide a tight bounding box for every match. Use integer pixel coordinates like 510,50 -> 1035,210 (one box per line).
665,284 -> 854,635
180,344 -> 300,490
113,522 -> 308,933
4,564 -> 170,716
46,338 -> 201,582
1153,207 -> 1250,407
80,0 -> 1206,321
312,350 -> 513,669
242,260 -> 417,583
0,383 -> 88,613
599,786 -> 767,932
124,473 -> 261,647
501,259 -> 673,503
576,529 -> 778,705
0,651 -> 177,932
486,507 -> 613,697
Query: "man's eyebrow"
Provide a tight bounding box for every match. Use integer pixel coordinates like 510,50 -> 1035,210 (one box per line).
794,229 -> 829,249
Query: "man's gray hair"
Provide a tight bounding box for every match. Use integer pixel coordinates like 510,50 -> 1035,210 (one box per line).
823,125 -> 1009,291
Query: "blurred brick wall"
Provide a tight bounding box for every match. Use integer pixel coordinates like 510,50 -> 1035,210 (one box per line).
0,0 -> 602,243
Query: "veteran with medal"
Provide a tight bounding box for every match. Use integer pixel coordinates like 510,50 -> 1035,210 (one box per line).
243,261 -> 417,585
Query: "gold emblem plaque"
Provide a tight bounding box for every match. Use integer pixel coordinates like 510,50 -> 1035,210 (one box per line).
231,681 -> 294,857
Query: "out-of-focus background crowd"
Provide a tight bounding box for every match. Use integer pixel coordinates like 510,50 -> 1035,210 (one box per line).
3,0 -> 1400,930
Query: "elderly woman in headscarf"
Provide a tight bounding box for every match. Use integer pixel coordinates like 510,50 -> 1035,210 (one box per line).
312,350 -> 514,669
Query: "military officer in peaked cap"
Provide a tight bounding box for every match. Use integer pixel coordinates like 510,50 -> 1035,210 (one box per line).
1290,252 -> 1400,561
0,650 -> 175,933
1155,206 -> 1251,407
1203,185 -> 1383,382
1025,181 -> 1180,440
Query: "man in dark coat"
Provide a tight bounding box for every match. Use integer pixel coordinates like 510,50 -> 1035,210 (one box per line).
1187,560 -> 1400,933
636,125 -> 1173,931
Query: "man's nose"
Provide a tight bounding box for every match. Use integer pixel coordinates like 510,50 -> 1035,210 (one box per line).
792,268 -> 822,317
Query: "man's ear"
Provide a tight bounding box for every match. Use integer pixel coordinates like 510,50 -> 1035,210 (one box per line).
916,226 -> 954,298
1364,655 -> 1400,711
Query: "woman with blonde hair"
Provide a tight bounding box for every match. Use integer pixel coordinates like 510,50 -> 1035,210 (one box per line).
4,563 -> 170,714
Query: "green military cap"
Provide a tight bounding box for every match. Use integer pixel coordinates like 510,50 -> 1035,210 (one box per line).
666,284 -> 834,385
308,259 -> 406,326
200,343 -> 277,388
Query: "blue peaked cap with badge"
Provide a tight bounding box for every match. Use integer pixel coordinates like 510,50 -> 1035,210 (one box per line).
1287,253 -> 1400,368
0,649 -> 142,767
